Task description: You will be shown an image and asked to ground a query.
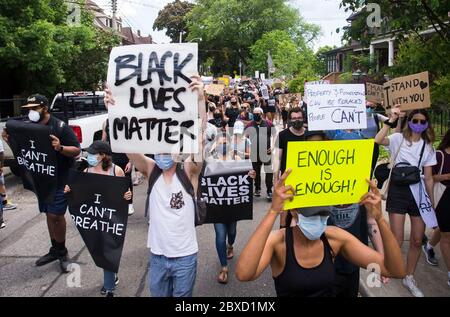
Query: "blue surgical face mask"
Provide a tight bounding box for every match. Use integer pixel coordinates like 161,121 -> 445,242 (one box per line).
154,154 -> 174,171
297,214 -> 329,241
87,153 -> 100,167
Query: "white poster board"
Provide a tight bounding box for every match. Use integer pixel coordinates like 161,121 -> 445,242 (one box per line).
255,71 -> 259,79
304,84 -> 367,131
260,73 -> 266,80
261,85 -> 270,100
106,44 -> 199,154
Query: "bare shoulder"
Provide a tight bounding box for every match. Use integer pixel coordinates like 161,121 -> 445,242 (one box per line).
324,225 -> 349,254
115,164 -> 125,177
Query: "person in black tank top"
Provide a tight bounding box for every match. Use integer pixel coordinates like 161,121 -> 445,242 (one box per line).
274,227 -> 335,297
236,170 -> 407,296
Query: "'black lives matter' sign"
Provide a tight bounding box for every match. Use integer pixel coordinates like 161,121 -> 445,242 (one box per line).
106,43 -> 199,154
7,120 -> 58,203
67,170 -> 129,273
200,161 -> 253,223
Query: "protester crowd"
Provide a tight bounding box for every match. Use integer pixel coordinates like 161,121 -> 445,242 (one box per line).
1,75 -> 449,299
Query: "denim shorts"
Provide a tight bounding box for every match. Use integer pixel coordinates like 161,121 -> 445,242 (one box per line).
148,252 -> 197,297
38,187 -> 68,215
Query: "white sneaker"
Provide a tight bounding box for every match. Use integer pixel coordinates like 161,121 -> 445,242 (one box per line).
402,275 -> 424,297
0,221 -> 5,229
128,205 -> 134,216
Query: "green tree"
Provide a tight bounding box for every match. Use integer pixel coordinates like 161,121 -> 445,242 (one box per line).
0,0 -> 119,99
186,0 -> 318,75
314,45 -> 336,77
152,0 -> 195,43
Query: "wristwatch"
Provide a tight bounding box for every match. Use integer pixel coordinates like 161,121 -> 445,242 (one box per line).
59,145 -> 64,152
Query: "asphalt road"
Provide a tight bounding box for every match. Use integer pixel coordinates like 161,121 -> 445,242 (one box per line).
0,171 -> 277,297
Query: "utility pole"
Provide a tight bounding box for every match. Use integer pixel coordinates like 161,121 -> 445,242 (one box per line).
111,0 -> 117,31
179,31 -> 183,43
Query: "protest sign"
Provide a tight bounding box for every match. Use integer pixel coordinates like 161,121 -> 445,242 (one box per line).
205,83 -> 225,96
6,119 -> 58,203
67,170 -> 129,273
255,71 -> 260,79
107,43 -> 199,154
365,83 -> 384,104
260,73 -> 266,80
304,80 -> 330,102
304,84 -> 367,131
201,160 -> 253,223
383,71 -> 430,111
261,85 -> 270,100
284,139 -> 374,209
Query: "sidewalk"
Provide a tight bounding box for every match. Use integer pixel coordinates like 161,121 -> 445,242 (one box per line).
359,210 -> 450,297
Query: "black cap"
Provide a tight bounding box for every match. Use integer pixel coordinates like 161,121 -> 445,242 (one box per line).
298,206 -> 331,217
22,94 -> 49,108
86,141 -> 112,155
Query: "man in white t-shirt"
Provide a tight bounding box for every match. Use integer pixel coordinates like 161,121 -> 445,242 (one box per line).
104,76 -> 206,297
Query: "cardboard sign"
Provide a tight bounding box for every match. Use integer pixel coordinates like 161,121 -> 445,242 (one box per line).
6,120 -> 58,204
205,84 -> 225,96
304,84 -> 367,131
383,71 -> 431,111
365,83 -> 384,104
67,170 -> 129,273
107,43 -> 199,154
201,161 -> 253,223
284,140 -> 374,209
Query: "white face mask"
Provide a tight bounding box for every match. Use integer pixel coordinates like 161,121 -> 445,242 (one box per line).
28,110 -> 41,122
297,214 -> 329,241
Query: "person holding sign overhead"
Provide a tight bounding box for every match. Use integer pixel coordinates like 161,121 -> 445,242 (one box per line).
104,75 -> 206,297
375,106 -> 437,297
2,94 -> 81,273
235,169 -> 406,296
64,141 -> 132,297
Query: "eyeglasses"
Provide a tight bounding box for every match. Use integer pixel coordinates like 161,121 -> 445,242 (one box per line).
411,119 -> 427,125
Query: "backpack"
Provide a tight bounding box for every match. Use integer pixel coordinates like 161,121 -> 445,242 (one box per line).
144,162 -> 207,226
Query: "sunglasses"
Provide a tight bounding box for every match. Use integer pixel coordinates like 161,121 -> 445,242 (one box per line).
411,119 -> 427,125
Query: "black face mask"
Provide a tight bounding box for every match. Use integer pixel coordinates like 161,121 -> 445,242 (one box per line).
253,114 -> 262,122
213,113 -> 221,119
290,120 -> 304,130
231,102 -> 237,106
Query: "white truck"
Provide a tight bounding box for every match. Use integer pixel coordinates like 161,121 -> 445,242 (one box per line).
1,91 -> 108,176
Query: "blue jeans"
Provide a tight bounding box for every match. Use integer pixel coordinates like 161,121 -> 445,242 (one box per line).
149,252 -> 197,297
103,270 -> 116,292
0,198 -> 3,223
214,222 -> 237,267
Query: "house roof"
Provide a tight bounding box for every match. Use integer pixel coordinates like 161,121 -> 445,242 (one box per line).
120,27 -> 152,45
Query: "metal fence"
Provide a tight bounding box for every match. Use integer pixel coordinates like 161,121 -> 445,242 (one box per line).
429,107 -> 450,137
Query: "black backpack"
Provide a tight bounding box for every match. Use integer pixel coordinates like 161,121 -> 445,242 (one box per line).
144,162 -> 207,226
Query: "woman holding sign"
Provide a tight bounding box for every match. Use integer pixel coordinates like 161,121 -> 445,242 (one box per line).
375,107 -> 437,297
64,141 -> 132,297
235,169 -> 405,296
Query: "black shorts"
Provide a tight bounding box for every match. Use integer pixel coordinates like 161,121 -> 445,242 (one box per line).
386,183 -> 421,217
436,187 -> 450,232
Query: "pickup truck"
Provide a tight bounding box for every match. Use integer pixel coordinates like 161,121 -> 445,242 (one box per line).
1,91 -> 107,176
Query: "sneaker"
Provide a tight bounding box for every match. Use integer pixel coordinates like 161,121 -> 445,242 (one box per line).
115,275 -> 119,286
105,291 -> 115,297
35,248 -> 59,266
0,221 -> 5,229
402,275 -> 424,297
422,245 -> 438,266
447,279 -> 450,288
128,205 -> 134,216
101,275 -> 119,295
3,202 -> 17,211
267,192 -> 272,201
254,190 -> 261,197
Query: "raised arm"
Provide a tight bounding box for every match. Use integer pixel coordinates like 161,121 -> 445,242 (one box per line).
374,105 -> 401,146
337,180 -> 405,278
236,169 -> 294,281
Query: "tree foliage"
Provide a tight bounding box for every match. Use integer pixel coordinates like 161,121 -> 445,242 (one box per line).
152,0 -> 195,43
0,0 -> 119,98
186,0 -> 319,75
